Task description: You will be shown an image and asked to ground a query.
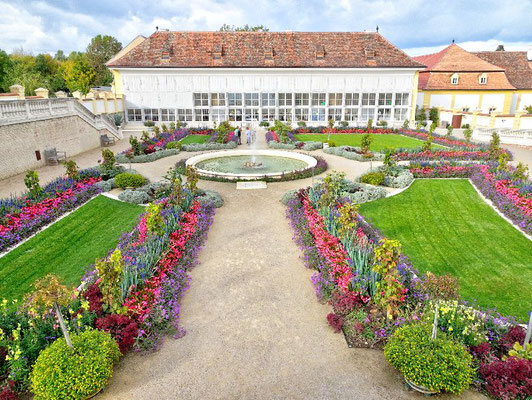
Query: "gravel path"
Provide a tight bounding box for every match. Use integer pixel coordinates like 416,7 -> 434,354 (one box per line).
97,130 -> 484,400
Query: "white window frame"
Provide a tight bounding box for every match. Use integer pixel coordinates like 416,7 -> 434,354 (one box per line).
378,93 -> 393,106
311,93 -> 326,106
278,108 -> 292,122
261,108 -> 276,121
195,108 -> 209,122
394,93 -> 409,106
310,108 -> 326,121
295,108 -> 309,121
344,108 -> 359,121
211,108 -> 227,122
278,93 -> 293,106
295,93 -> 310,106
194,93 -> 209,107
361,93 -> 376,106
329,93 -> 343,106
177,109 -> 193,122
228,93 -> 243,106
328,108 -> 342,121
211,93 -> 226,106
161,108 -> 175,122
261,93 -> 276,107
127,108 -> 142,122
244,93 -> 259,107
479,73 -> 487,85
345,93 -> 359,106
451,73 -> 459,85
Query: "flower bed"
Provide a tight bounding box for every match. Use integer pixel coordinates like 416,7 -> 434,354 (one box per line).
394,149 -> 493,162
266,130 -> 323,151
0,169 -> 102,253
0,183 -> 218,396
324,146 -> 385,161
410,162 -> 532,234
285,173 -> 529,397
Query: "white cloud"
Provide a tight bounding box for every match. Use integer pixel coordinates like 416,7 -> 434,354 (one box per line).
0,0 -> 531,55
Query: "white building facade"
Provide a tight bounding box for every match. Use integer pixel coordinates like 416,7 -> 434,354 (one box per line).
108,31 -> 424,127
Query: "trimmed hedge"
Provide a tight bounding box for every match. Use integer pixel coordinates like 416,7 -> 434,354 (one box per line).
359,172 -> 385,186
182,142 -> 237,151
114,173 -> 146,189
115,148 -> 180,164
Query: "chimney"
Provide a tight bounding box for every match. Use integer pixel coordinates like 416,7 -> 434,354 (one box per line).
9,84 -> 25,99
35,88 -> 49,99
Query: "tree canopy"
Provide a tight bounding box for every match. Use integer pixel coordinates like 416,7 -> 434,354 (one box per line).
86,35 -> 122,86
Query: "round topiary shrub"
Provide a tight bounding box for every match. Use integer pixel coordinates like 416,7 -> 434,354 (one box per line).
359,171 -> 385,186
31,329 -> 121,400
114,172 -> 146,189
384,323 -> 474,394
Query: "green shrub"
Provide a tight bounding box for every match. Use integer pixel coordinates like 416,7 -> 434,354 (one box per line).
463,128 -> 473,142
418,272 -> 460,301
118,189 -> 149,204
114,173 -> 146,189
31,329 -> 121,400
326,140 -> 336,148
143,120 -> 154,127
359,172 -> 385,186
24,170 -> 42,198
384,323 -> 473,394
165,141 -> 182,150
259,120 -> 270,128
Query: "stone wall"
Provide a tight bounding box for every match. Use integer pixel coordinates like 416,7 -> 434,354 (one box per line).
0,115 -> 104,180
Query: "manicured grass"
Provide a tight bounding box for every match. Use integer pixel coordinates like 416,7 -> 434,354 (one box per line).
359,179 -> 532,320
295,134 -> 445,151
0,195 -> 143,300
179,134 -> 210,144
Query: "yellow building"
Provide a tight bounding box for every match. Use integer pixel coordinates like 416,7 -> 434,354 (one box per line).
413,44 -> 532,128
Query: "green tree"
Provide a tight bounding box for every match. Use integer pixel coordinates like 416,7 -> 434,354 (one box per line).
0,49 -> 13,91
63,55 -> 96,94
54,50 -> 66,61
86,35 -> 122,86
219,24 -> 269,32
5,54 -> 47,95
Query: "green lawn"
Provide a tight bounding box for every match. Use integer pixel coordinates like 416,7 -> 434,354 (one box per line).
359,179 -> 532,320
179,134 -> 210,144
0,195 -> 143,300
295,134 -> 445,151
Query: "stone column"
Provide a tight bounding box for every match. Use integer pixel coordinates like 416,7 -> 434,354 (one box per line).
9,84 -> 25,99
35,88 -> 49,98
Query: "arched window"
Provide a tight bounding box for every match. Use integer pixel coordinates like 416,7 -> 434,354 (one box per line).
451,73 -> 459,85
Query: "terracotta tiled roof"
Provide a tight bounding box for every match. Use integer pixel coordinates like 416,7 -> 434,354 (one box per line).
414,44 -> 514,90
414,44 -> 503,72
473,51 -> 532,89
107,31 -> 424,69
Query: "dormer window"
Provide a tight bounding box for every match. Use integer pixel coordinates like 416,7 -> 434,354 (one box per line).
451,73 -> 459,85
212,44 -> 222,60
161,51 -> 170,60
364,49 -> 375,60
264,47 -> 274,60
479,73 -> 487,85
316,45 -> 325,60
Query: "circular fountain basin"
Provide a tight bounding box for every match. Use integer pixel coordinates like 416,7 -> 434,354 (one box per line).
186,150 -> 318,180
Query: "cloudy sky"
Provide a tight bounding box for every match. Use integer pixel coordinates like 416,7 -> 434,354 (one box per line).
3,0 -> 532,56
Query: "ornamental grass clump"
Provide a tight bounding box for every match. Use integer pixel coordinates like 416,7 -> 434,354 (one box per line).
30,329 -> 121,400
384,323 -> 474,394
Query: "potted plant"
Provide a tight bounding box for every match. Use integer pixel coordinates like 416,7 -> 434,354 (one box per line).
384,318 -> 474,395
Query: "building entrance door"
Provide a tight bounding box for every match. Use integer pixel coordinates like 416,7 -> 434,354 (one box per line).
451,114 -> 463,128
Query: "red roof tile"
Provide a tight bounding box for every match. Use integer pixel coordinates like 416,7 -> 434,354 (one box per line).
414,44 -> 514,90
473,51 -> 532,89
108,31 -> 424,69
